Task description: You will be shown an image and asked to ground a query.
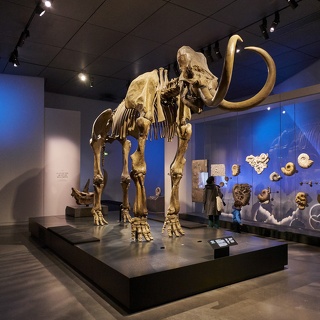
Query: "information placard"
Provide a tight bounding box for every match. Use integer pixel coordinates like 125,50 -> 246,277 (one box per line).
208,236 -> 238,250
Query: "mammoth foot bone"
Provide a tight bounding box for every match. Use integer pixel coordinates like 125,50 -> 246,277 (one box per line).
121,208 -> 132,223
92,209 -> 108,226
162,214 -> 185,237
131,217 -> 153,242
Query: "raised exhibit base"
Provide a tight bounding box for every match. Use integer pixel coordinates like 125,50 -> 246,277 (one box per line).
65,205 -> 108,217
29,212 -> 288,312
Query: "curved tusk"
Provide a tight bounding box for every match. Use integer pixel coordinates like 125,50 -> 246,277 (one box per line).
219,46 -> 276,111
208,35 -> 243,107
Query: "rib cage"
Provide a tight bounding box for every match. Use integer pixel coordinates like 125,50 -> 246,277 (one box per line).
110,99 -> 178,142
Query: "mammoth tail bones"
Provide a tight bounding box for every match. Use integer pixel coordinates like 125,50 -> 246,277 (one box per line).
87,35 -> 276,241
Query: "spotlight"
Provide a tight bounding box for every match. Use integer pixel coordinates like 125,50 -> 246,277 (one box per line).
259,18 -> 269,39
270,12 -> 280,32
78,73 -> 87,81
17,29 -> 30,47
35,4 -> 45,16
9,49 -> 19,67
44,1 -> 53,8
287,0 -> 298,9
214,41 -> 222,59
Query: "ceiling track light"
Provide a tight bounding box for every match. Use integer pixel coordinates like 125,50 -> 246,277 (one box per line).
259,17 -> 269,40
9,48 -> 20,67
270,11 -> 280,33
78,72 -> 87,81
44,1 -> 53,8
287,0 -> 298,9
214,41 -> 222,59
8,1 -> 53,68
205,45 -> 214,63
35,4 -> 46,16
90,76 -> 94,88
17,29 -> 30,47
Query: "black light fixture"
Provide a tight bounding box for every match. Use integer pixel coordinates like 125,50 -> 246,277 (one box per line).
214,41 -> 222,59
17,29 -> 30,47
8,1 -> 53,68
260,17 -> 269,39
205,45 -> 214,63
287,0 -> 298,9
9,48 -> 20,67
35,4 -> 46,16
270,11 -> 280,33
90,76 -> 94,88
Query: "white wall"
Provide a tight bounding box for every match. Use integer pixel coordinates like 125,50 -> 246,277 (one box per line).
44,108 -> 80,216
0,74 -> 44,224
44,93 -> 116,190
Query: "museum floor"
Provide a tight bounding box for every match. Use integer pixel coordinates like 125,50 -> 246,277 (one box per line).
1,213 -> 320,320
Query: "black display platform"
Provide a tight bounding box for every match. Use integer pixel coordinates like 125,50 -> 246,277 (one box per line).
29,212 -> 288,312
65,205 -> 108,217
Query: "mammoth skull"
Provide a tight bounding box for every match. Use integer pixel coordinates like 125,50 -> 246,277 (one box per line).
177,35 -> 276,112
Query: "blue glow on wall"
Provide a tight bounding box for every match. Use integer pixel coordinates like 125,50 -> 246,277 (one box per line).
0,81 -> 42,149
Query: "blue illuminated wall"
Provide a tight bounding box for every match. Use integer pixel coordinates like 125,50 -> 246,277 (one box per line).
194,96 -> 320,236
0,74 -> 44,224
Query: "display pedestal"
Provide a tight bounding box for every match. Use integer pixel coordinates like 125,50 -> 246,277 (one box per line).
147,196 -> 164,212
65,205 -> 108,218
29,213 -> 288,313
214,247 -> 229,258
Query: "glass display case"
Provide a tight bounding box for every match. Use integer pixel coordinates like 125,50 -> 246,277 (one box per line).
193,94 -> 320,237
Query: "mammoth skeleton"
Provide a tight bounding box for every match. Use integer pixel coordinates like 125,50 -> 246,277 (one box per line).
90,35 -> 276,241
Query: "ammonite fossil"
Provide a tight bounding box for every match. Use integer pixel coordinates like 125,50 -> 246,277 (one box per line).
232,164 -> 240,176
297,153 -> 314,169
269,171 -> 281,181
257,187 -> 271,203
295,191 -> 308,210
281,162 -> 296,176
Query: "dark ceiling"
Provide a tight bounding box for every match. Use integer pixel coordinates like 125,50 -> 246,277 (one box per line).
1,0 -> 320,104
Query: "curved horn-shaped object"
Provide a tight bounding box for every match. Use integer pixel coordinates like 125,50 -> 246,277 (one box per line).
219,46 -> 276,111
199,35 -> 276,111
199,35 -> 242,107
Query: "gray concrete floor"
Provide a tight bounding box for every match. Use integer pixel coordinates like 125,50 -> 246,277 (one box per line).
0,222 -> 320,320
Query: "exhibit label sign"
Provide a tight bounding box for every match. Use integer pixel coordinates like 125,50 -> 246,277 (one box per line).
208,236 -> 238,249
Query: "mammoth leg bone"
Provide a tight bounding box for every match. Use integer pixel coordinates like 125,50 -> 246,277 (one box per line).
90,110 -> 113,226
119,138 -> 132,223
162,122 -> 192,237
130,116 -> 153,242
